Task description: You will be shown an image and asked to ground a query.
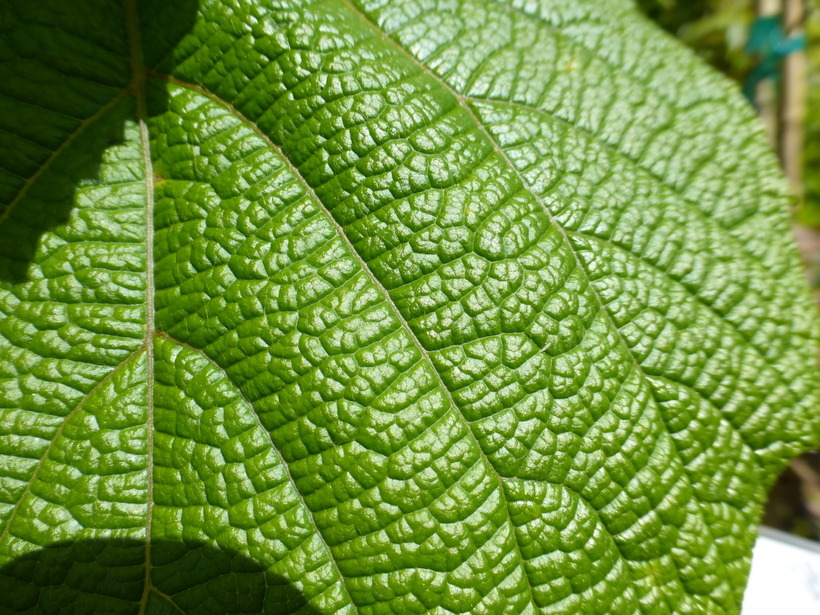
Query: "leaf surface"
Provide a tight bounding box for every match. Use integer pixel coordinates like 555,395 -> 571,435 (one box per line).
0,0 -> 818,613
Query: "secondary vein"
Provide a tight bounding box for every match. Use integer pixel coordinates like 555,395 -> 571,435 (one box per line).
145,70 -> 538,614
0,348 -> 146,546
152,331 -> 360,613
0,90 -> 129,228
336,1 -> 741,610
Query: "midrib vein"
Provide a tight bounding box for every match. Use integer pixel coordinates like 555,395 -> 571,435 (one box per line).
125,1 -> 155,613
336,1 -> 739,610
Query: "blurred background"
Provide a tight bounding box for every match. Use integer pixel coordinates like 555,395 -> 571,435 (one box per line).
637,0 -> 820,541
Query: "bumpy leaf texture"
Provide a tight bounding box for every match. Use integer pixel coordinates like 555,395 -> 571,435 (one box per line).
0,0 -> 818,613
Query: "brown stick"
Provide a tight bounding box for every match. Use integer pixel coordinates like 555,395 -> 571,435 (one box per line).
756,0 -> 782,149
780,0 -> 806,199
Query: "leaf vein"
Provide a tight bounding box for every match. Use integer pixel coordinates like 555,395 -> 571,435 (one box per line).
146,71 -> 539,614
332,1 -> 745,610
152,330 -> 359,612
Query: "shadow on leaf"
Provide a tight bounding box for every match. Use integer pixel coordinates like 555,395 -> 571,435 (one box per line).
0,538 -> 319,615
0,0 -> 198,283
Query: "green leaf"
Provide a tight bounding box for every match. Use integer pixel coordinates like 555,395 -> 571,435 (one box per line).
1,0 -> 818,613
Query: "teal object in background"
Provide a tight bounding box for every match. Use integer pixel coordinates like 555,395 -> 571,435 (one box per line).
0,0 -> 818,613
744,14 -> 807,102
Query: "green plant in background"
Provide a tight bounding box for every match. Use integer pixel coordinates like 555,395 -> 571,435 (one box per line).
1,0 -> 818,613
636,0 -> 756,81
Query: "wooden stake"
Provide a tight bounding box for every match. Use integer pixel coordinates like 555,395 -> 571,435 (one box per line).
780,0 -> 806,199
757,0 -> 781,149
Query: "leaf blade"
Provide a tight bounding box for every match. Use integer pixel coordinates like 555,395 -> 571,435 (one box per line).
0,0 -> 817,613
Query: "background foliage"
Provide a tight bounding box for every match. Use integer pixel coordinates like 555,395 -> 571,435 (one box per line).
637,0 -> 756,82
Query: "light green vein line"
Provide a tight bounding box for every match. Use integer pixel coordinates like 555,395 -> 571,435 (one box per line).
0,89 -> 129,228
146,69 -> 539,614
336,1 -> 741,610
0,347 -> 146,545
125,1 -> 156,613
153,330 -> 359,613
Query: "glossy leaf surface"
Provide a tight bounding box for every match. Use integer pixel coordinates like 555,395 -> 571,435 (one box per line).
0,1 -> 818,613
